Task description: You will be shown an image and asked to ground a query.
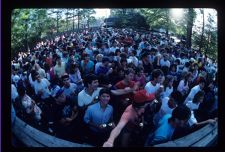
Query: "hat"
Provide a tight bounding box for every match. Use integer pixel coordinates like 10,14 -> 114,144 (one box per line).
133,90 -> 155,104
54,88 -> 64,98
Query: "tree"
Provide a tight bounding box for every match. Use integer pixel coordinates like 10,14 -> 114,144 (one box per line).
186,8 -> 195,49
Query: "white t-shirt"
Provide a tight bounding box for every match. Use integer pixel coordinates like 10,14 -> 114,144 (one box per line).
78,87 -> 101,107
177,80 -> 189,95
128,56 -> 139,67
188,111 -> 197,127
160,59 -> 171,68
161,97 -> 174,115
145,81 -> 160,94
185,85 -> 201,104
186,100 -> 200,111
29,74 -> 35,88
34,78 -> 51,99
54,62 -> 66,78
162,87 -> 173,98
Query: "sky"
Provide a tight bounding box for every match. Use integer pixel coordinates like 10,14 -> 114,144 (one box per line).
93,9 -> 110,19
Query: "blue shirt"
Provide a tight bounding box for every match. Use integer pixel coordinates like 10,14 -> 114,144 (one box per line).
153,114 -> 175,144
84,102 -> 113,132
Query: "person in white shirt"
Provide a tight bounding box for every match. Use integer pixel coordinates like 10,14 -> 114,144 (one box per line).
78,74 -> 101,109
145,69 -> 164,97
128,50 -> 138,67
54,56 -> 66,78
161,75 -> 174,99
186,91 -> 217,128
184,78 -> 206,104
160,53 -> 171,68
33,72 -> 51,100
177,72 -> 192,97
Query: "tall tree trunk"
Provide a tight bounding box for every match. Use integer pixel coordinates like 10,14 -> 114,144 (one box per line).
78,9 -> 80,30
186,8 -> 194,49
56,12 -> 59,33
166,9 -> 169,37
73,9 -> 75,31
66,9 -> 68,32
199,9 -> 205,52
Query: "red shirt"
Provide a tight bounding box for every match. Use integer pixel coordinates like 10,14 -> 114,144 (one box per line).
115,80 -> 135,101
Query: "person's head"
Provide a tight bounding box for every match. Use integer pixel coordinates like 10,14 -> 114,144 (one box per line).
62,74 -> 70,87
17,85 -> 26,97
54,88 -> 66,104
102,57 -> 110,67
170,105 -> 191,127
193,63 -> 199,70
99,88 -> 111,105
184,72 -> 193,83
96,54 -> 103,62
124,68 -> 135,81
193,90 -> 205,104
198,77 -> 206,90
84,74 -> 99,90
34,72 -> 41,83
169,91 -> 182,107
163,75 -> 174,89
83,54 -> 90,62
135,67 -> 144,76
152,69 -> 164,83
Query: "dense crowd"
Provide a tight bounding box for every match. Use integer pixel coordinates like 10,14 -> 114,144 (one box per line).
11,27 -> 218,147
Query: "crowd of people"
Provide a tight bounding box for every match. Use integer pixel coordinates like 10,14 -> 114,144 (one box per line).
11,26 -> 218,147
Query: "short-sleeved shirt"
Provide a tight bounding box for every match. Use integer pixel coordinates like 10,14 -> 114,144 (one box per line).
62,83 -> 77,98
78,87 -> 101,107
84,102 -> 113,132
34,78 -> 51,99
145,81 -> 160,94
185,85 -> 201,104
81,60 -> 94,75
115,80 -> 135,101
162,87 -> 173,98
153,114 -> 175,143
54,62 -> 66,78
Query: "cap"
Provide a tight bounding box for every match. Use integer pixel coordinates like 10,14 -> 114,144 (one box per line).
133,90 -> 155,104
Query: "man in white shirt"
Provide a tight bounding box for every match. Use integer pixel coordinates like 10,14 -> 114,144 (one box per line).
145,69 -> 164,97
33,72 -> 51,100
184,78 -> 206,104
54,56 -> 66,78
78,74 -> 101,109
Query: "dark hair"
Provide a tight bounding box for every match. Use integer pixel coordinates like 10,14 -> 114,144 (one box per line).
17,85 -> 26,97
102,57 -> 110,63
124,68 -> 134,76
170,91 -> 183,105
198,77 -> 206,84
184,72 -> 192,86
163,75 -> 174,90
99,88 -> 111,97
171,105 -> 191,121
84,74 -> 98,87
61,74 -> 69,80
152,69 -> 164,80
193,91 -> 205,103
